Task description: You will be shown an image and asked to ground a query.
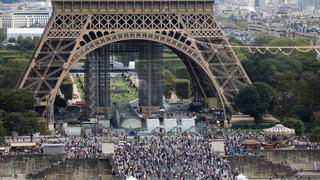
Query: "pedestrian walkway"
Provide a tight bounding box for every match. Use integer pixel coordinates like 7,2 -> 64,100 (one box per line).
70,74 -> 82,104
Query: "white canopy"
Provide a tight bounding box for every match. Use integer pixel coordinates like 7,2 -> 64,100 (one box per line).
126,176 -> 137,180
236,173 -> 248,180
10,142 -> 36,147
263,124 -> 295,135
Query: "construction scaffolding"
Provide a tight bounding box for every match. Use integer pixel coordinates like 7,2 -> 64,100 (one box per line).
85,46 -> 111,117
85,40 -> 164,118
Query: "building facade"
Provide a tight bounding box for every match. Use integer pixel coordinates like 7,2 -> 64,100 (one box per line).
0,11 -> 50,29
6,28 -> 44,40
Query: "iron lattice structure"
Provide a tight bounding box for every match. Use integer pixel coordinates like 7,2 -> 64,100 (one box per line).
85,46 -> 111,117
85,40 -> 163,117
18,0 -> 251,121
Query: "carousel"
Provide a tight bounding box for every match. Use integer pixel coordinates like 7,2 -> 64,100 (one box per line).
263,124 -> 295,148
263,124 -> 295,135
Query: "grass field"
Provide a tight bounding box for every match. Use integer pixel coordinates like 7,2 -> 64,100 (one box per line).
111,76 -> 138,103
75,75 -> 138,103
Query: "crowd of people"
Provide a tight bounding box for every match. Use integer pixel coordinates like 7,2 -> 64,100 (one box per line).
282,136 -> 320,150
198,123 -> 224,140
65,136 -> 102,159
114,131 -> 239,180
224,130 -> 320,155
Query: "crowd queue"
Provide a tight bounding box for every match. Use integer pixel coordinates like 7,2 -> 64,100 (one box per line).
65,136 -> 102,159
224,131 -> 320,156
114,131 -> 239,180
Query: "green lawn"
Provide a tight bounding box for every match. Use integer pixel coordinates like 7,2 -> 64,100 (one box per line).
111,76 -> 138,103
0,49 -> 32,62
75,76 -> 138,103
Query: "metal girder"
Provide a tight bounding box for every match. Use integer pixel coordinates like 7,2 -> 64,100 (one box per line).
18,0 -> 251,121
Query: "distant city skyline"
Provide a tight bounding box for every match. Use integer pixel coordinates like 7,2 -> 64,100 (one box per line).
298,0 -> 320,11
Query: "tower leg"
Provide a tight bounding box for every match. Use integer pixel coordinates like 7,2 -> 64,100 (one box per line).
137,41 -> 163,116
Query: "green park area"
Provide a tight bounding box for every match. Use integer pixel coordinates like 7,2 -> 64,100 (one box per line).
0,29 -> 320,141
111,76 -> 138,103
67,75 -> 138,104
162,47 -> 191,100
0,34 -> 46,143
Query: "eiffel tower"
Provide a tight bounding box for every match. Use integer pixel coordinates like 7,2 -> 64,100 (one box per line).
18,0 -> 251,121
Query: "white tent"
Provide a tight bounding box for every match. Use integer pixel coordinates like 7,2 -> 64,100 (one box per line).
263,124 -> 295,135
126,176 -> 137,180
236,173 -> 248,180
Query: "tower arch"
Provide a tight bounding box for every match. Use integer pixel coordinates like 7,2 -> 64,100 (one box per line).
18,0 -> 251,121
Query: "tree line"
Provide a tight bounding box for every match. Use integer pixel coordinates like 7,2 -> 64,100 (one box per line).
0,34 -> 46,143
231,35 -> 320,139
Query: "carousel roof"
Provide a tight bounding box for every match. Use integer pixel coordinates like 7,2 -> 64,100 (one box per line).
263,124 -> 295,135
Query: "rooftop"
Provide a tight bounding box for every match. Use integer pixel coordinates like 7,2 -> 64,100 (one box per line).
7,28 -> 44,34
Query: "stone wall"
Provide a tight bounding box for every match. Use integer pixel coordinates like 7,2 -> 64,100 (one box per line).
227,150 -> 320,179
0,154 -> 65,178
0,154 -> 113,179
227,155 -> 295,179
30,158 -> 113,180
251,150 -> 320,171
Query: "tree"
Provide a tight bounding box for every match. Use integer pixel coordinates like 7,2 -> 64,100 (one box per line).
0,30 -> 5,42
60,75 -> 73,100
174,79 -> 190,99
16,36 -> 36,51
310,127 -> 320,142
297,72 -> 320,114
0,90 -> 35,113
4,112 -> 24,134
229,37 -> 249,61
282,118 -> 305,135
54,95 -> 67,113
17,111 -> 46,141
8,37 -> 16,43
0,120 -> 5,144
0,110 -> 6,144
239,35 -> 319,129
254,34 -> 278,45
0,61 -> 26,89
4,111 -> 46,140
235,82 -> 277,127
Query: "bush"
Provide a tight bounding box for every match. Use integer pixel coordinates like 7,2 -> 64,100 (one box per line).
162,70 -> 176,84
282,117 -> 305,135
